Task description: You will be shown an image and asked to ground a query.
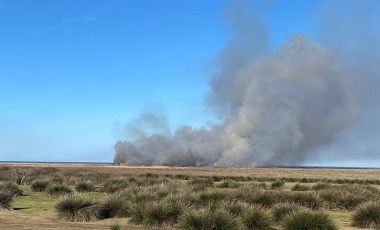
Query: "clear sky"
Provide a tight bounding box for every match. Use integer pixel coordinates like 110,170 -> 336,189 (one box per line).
2,0 -> 377,165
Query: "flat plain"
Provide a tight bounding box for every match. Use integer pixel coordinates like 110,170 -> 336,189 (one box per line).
0,163 -> 379,230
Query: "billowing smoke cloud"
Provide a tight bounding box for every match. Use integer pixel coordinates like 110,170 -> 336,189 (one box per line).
114,0 -> 375,167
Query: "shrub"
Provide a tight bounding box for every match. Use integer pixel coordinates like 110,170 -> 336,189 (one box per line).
282,210 -> 337,230
352,202 -> 380,229
99,194 -> 129,219
241,208 -> 272,230
31,180 -> 50,192
0,190 -> 14,210
291,183 -> 310,191
75,181 -> 95,192
56,195 -> 99,221
47,184 -> 73,197
272,203 -> 301,222
271,180 -> 285,189
0,181 -> 22,196
179,208 -> 241,230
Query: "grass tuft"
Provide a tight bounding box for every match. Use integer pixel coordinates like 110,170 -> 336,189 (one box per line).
352,202 -> 380,229
282,210 -> 337,230
241,208 -> 272,230
56,195 -> 99,222
179,208 -> 241,230
31,180 -> 50,192
99,194 -> 129,219
75,181 -> 95,192
47,184 -> 73,197
272,203 -> 302,222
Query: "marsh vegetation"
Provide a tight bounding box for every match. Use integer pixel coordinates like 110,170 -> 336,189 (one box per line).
0,164 -> 379,229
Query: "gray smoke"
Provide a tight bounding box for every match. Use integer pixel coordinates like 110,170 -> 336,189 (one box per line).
114,0 -> 376,167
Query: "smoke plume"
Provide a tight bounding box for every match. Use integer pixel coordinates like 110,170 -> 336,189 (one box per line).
114,0 -> 377,167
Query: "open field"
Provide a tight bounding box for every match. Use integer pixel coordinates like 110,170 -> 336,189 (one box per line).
0,163 -> 379,229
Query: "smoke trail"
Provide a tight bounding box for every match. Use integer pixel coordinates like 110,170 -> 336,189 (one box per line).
113,0 -> 372,167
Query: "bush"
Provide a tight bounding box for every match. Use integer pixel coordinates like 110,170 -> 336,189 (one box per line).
291,183 -> 310,191
31,180 -> 50,192
75,181 -> 95,193
0,181 -> 22,196
272,203 -> 301,222
352,202 -> 380,229
99,194 -> 129,219
282,210 -> 337,230
241,208 -> 272,230
179,208 -> 241,230
0,190 -> 14,210
271,180 -> 285,189
47,184 -> 73,197
56,195 -> 99,221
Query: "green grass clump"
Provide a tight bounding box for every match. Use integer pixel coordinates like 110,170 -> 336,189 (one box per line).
272,203 -> 302,222
291,183 -> 310,191
47,184 -> 73,197
188,177 -> 214,191
217,180 -> 240,189
241,208 -> 272,230
110,223 -> 121,230
282,210 -> 337,230
31,180 -> 50,192
75,181 -> 95,192
0,181 -> 22,196
56,195 -> 99,221
319,187 -> 369,210
198,190 -> 228,206
143,200 -> 185,227
99,194 -> 129,219
289,192 -> 320,210
0,190 -> 14,210
352,202 -> 380,229
179,208 -> 241,230
222,201 -> 251,216
312,183 -> 330,191
271,180 -> 285,189
102,177 -> 130,193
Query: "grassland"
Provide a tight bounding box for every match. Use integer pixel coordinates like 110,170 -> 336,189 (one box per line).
0,163 -> 379,229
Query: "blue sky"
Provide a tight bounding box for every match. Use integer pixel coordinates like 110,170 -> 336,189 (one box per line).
2,0 -> 366,164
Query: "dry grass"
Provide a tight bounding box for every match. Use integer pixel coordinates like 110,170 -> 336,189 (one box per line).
0,163 -> 378,230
